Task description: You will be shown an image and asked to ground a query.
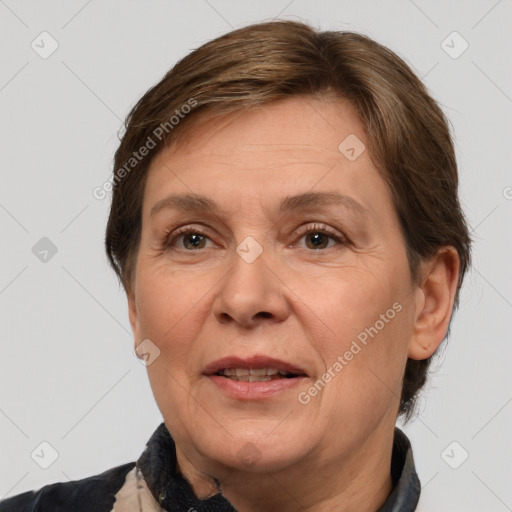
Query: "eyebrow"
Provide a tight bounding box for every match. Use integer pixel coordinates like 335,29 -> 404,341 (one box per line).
279,192 -> 368,218
149,192 -> 369,219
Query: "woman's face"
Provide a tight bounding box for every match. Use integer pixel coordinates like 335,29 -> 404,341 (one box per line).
128,96 -> 422,477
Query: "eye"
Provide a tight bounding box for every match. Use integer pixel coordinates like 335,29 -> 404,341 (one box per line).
164,226 -> 215,251
162,223 -> 347,252
293,223 -> 346,250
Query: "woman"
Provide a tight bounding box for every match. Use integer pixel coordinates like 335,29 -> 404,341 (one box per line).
1,19 -> 471,512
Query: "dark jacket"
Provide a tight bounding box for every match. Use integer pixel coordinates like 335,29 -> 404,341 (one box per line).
0,423 -> 421,511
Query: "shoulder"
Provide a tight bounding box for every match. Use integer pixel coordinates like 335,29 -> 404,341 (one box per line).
0,461 -> 135,512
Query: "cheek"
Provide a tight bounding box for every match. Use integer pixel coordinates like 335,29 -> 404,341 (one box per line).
138,269 -> 209,429
294,262 -> 405,347
135,267 -> 213,375
322,299 -> 412,420
303,264 -> 412,411
136,262 -> 208,333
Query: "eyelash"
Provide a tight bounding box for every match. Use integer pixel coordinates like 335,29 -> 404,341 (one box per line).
163,223 -> 347,251
291,223 -> 346,249
163,225 -> 210,249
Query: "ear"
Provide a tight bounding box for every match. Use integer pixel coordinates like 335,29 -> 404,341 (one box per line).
128,292 -> 142,350
408,247 -> 460,360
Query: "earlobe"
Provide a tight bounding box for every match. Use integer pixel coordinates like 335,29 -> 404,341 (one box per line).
128,294 -> 141,347
408,247 -> 460,360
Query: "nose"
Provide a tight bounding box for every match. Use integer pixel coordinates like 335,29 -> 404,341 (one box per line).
212,244 -> 291,328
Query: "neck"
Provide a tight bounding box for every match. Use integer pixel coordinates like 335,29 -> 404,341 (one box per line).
176,422 -> 396,512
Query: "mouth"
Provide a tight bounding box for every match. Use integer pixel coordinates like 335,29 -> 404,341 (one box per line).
203,355 -> 308,399
214,367 -> 306,382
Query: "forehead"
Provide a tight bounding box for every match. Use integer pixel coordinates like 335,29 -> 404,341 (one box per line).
162,95 -> 365,161
142,95 -> 388,220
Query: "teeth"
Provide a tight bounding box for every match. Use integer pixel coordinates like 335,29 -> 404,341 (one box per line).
249,368 -> 267,376
220,368 -> 288,379
229,375 -> 272,382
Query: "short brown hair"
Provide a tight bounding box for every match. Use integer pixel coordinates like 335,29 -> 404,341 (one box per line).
105,20 -> 471,420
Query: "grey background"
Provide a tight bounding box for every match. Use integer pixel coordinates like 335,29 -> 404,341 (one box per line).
1,0 -> 511,510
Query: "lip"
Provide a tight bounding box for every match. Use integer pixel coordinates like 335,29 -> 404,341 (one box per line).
203,355 -> 309,401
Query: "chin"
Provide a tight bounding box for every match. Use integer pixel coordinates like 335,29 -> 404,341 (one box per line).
193,426 -> 311,474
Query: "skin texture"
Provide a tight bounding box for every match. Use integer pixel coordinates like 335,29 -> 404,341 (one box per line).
128,95 -> 460,512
